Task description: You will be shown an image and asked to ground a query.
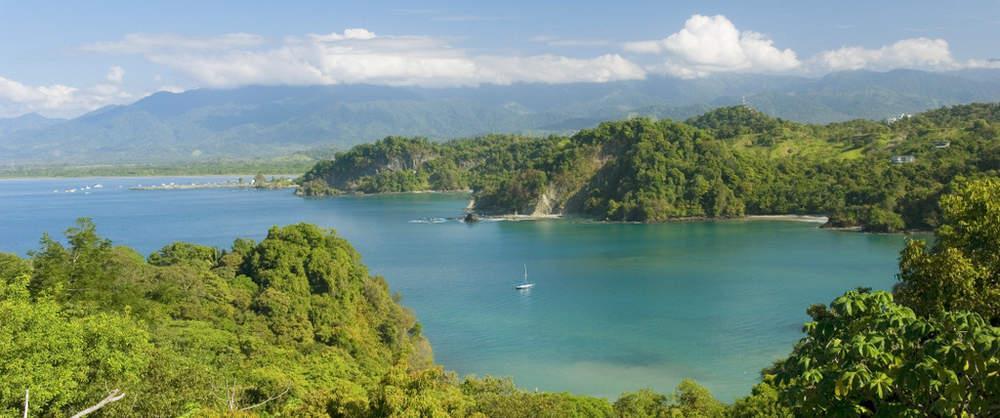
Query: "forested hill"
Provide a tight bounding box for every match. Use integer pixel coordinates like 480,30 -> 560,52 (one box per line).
298,102 -> 1000,231
3,177 -> 998,416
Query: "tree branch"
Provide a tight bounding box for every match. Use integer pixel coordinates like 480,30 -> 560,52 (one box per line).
70,389 -> 126,418
238,387 -> 291,412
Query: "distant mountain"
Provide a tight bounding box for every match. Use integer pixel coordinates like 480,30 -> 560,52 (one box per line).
2,69 -> 999,164
0,113 -> 64,136
746,69 -> 1000,122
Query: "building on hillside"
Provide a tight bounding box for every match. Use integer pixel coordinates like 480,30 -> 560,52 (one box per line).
934,141 -> 951,149
891,155 -> 917,164
886,113 -> 913,124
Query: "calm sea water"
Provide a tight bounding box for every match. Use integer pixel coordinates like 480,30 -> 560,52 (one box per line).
0,176 -> 912,401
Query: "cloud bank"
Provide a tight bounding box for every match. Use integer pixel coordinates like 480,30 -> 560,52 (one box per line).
0,66 -> 132,117
2,15 -> 999,117
811,37 -> 999,72
86,29 -> 646,88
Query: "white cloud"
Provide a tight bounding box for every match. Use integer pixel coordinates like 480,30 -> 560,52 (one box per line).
309,28 -> 376,42
82,33 -> 265,54
0,77 -> 77,112
90,29 -> 647,88
810,38 -> 1000,73
156,85 -> 186,94
624,14 -> 800,78
0,75 -> 133,118
811,37 -> 995,72
476,54 -> 644,84
11,21 -> 998,117
106,66 -> 125,83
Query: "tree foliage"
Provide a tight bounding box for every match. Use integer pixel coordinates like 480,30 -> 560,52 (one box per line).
2,220 -> 733,417
4,140 -> 1000,415
896,177 -> 1000,324
768,290 -> 999,417
299,103 -> 999,230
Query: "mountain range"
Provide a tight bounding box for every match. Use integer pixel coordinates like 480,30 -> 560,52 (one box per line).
2,69 -> 1000,165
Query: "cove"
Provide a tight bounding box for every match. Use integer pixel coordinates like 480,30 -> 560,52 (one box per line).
0,176 -> 912,401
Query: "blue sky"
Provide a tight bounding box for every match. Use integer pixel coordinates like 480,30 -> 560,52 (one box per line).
1,0 -> 998,117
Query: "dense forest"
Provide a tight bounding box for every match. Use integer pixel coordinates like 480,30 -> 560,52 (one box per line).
2,177 -> 998,416
298,103 -> 1000,231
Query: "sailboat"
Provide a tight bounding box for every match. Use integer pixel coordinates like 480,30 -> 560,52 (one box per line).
515,264 -> 535,290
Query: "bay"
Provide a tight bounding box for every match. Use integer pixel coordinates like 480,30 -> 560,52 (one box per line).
0,176 -> 911,401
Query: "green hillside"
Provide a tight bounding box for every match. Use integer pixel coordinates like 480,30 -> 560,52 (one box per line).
299,103 -> 1000,231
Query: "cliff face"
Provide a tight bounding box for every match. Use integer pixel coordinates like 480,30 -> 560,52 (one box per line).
298,137 -> 444,195
525,155 -> 609,216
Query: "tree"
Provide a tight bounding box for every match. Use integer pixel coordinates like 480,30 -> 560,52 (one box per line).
148,242 -> 220,268
728,381 -> 791,418
613,389 -> 670,418
770,290 -> 999,417
670,379 -> 726,418
0,289 -> 151,416
896,177 -> 1000,324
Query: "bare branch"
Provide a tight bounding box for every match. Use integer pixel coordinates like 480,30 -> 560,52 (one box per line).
70,390 -> 126,418
238,387 -> 291,412
22,389 -> 28,418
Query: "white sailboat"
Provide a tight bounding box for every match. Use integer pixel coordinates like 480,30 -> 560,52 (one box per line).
515,264 -> 535,290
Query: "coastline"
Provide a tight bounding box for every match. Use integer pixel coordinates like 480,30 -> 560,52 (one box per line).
131,183 -> 297,191
475,213 -> 564,222
743,214 -> 829,224
0,173 -> 301,181
467,212 -> 828,224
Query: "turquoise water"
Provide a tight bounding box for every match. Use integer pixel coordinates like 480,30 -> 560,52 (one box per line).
0,176 -> 912,401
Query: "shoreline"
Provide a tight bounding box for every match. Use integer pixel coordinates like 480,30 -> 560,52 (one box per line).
0,173 -> 302,181
131,184 -> 297,191
476,213 -> 564,222
743,214 -> 829,223
468,213 -> 828,224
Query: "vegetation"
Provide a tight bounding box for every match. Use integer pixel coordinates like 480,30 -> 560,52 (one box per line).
0,219 -> 730,416
896,177 -> 1000,324
4,98 -> 1000,415
2,176 -> 997,416
299,103 -> 999,231
766,290 -> 998,416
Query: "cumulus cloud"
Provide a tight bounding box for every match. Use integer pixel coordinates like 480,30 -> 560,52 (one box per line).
86,29 -> 646,88
624,14 -> 800,78
811,37 -> 1000,72
0,75 -> 133,118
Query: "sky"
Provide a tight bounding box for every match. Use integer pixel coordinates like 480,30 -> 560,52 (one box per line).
1,0 -> 998,118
